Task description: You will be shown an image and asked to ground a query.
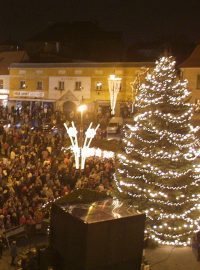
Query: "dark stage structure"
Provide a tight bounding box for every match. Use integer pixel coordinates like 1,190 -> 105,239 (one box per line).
50,197 -> 145,270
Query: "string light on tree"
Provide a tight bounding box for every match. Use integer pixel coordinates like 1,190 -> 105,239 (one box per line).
114,56 -> 200,246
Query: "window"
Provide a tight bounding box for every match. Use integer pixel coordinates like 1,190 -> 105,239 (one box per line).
58,81 -> 65,90
36,81 -> 43,90
74,70 -> 82,75
0,80 -> 3,89
96,81 -> 102,91
75,81 -> 82,91
119,82 -> 122,91
95,70 -> 103,75
197,75 -> 200,89
58,70 -> 66,75
36,70 -> 43,75
19,70 -> 26,75
19,80 -> 26,89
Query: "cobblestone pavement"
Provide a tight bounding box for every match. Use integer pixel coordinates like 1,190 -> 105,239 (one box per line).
146,245 -> 200,270
0,234 -> 48,270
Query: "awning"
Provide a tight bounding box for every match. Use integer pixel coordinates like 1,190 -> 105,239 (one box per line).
8,98 -> 55,102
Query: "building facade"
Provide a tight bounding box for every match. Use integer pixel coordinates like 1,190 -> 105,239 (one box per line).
9,62 -> 153,117
0,75 -> 9,107
0,50 -> 29,107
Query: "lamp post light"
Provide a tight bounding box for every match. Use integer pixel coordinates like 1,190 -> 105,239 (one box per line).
64,103 -> 99,171
108,74 -> 122,115
77,104 -> 87,148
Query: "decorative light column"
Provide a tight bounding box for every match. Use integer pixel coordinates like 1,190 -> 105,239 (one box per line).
64,121 -> 99,170
108,74 -> 122,115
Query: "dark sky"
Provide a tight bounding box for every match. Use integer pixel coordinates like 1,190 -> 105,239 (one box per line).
1,0 -> 200,43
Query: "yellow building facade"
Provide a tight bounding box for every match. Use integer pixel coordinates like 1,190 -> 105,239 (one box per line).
9,62 -> 153,116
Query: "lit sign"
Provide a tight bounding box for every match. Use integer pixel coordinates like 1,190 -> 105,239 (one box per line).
0,94 -> 8,100
13,91 -> 44,98
0,89 -> 9,94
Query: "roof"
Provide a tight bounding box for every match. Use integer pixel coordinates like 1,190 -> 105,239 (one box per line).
0,51 -> 29,74
180,44 -> 200,68
10,61 -> 154,69
28,21 -> 122,42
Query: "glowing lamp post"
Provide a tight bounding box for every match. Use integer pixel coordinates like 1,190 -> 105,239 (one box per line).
77,104 -> 87,114
108,74 -> 122,115
77,104 -> 87,148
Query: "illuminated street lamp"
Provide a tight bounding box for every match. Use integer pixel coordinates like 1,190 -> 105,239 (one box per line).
77,104 -> 87,117
77,104 -> 87,148
64,103 -> 100,170
108,74 -> 122,115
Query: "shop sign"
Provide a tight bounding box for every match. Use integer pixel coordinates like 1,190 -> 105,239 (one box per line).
0,94 -> 8,100
13,91 -> 44,98
0,89 -> 9,94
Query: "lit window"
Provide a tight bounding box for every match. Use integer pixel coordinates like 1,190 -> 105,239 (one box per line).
58,81 -> 65,90
36,81 -> 43,90
197,75 -> 200,89
0,80 -> 3,89
96,82 -> 102,90
74,70 -> 82,75
75,81 -> 82,91
19,80 -> 26,89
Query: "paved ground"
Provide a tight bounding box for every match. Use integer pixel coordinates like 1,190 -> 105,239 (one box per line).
0,242 -> 199,269
0,250 -> 16,270
0,234 -> 48,270
146,246 -> 200,270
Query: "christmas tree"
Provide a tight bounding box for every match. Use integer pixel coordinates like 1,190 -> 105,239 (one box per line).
114,56 -> 200,246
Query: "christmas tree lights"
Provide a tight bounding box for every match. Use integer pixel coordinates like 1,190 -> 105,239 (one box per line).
114,56 -> 200,246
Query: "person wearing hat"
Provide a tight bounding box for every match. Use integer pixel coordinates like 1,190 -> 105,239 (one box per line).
10,240 -> 17,265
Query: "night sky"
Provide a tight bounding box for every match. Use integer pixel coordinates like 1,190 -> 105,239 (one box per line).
1,0 -> 200,44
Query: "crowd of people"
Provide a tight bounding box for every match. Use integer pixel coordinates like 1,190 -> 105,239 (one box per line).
0,104 -> 114,234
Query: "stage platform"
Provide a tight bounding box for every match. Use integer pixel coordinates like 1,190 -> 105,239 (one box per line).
50,195 -> 145,270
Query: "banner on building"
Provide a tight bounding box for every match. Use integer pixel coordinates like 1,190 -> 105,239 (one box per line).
13,91 -> 44,98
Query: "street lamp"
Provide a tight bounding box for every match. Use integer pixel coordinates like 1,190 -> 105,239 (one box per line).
77,104 -> 87,148
108,74 -> 122,115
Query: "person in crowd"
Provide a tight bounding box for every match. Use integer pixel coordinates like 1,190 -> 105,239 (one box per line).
10,240 -> 17,265
0,104 -> 114,233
